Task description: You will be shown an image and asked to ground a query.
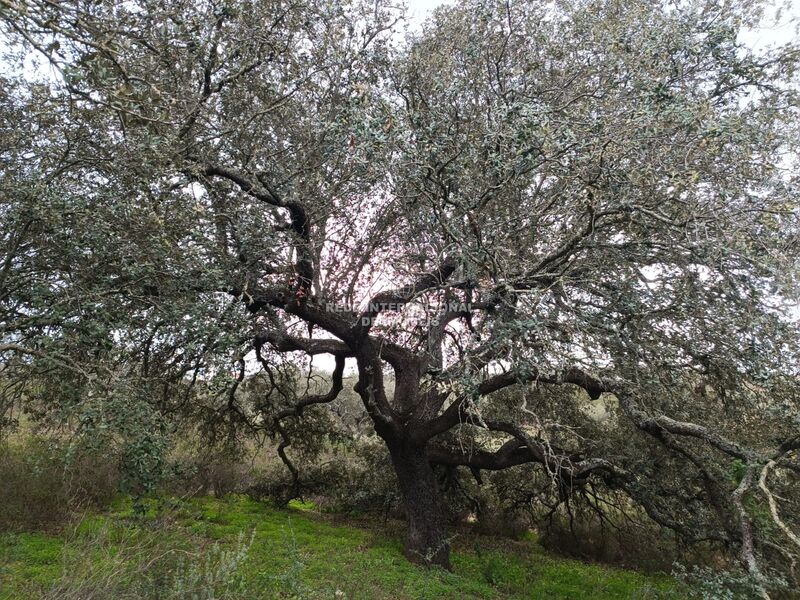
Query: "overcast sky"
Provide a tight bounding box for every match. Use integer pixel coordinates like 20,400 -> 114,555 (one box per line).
406,0 -> 451,23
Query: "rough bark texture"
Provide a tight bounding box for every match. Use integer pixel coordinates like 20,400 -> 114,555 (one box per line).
388,440 -> 451,570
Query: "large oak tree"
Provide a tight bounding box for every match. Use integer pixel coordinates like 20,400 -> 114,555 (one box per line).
1,0 -> 799,589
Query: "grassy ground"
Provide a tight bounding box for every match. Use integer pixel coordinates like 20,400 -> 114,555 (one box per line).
0,495 -> 680,599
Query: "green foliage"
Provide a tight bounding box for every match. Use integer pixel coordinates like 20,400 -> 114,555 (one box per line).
728,460 -> 747,485
266,518 -> 307,599
166,530 -> 255,600
0,434 -> 119,532
673,565 -> 793,600
472,540 -> 504,586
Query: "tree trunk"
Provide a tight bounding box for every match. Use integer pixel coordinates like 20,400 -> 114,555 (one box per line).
388,440 -> 451,570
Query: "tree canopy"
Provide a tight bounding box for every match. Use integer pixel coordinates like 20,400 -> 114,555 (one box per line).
1,0 -> 799,591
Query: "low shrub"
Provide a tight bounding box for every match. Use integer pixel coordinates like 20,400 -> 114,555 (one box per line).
537,508 -> 678,572
165,452 -> 253,498
0,435 -> 119,532
42,515 -> 255,600
245,438 -> 403,517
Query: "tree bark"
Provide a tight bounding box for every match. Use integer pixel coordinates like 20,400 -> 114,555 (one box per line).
387,439 -> 451,570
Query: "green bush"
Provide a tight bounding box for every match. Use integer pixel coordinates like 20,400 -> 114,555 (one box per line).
0,435 -> 119,532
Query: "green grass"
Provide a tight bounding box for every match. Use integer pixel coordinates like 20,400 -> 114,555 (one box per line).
0,496 -> 679,599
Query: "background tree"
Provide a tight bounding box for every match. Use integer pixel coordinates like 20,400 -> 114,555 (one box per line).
1,0 -> 799,588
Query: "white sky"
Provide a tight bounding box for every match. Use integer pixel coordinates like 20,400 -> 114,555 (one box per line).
406,0 -> 452,23
740,1 -> 800,48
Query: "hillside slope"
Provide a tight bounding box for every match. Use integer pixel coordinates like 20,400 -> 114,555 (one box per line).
0,496 -> 678,599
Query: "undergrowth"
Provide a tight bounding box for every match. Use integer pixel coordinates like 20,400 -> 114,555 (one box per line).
0,495 -> 680,600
